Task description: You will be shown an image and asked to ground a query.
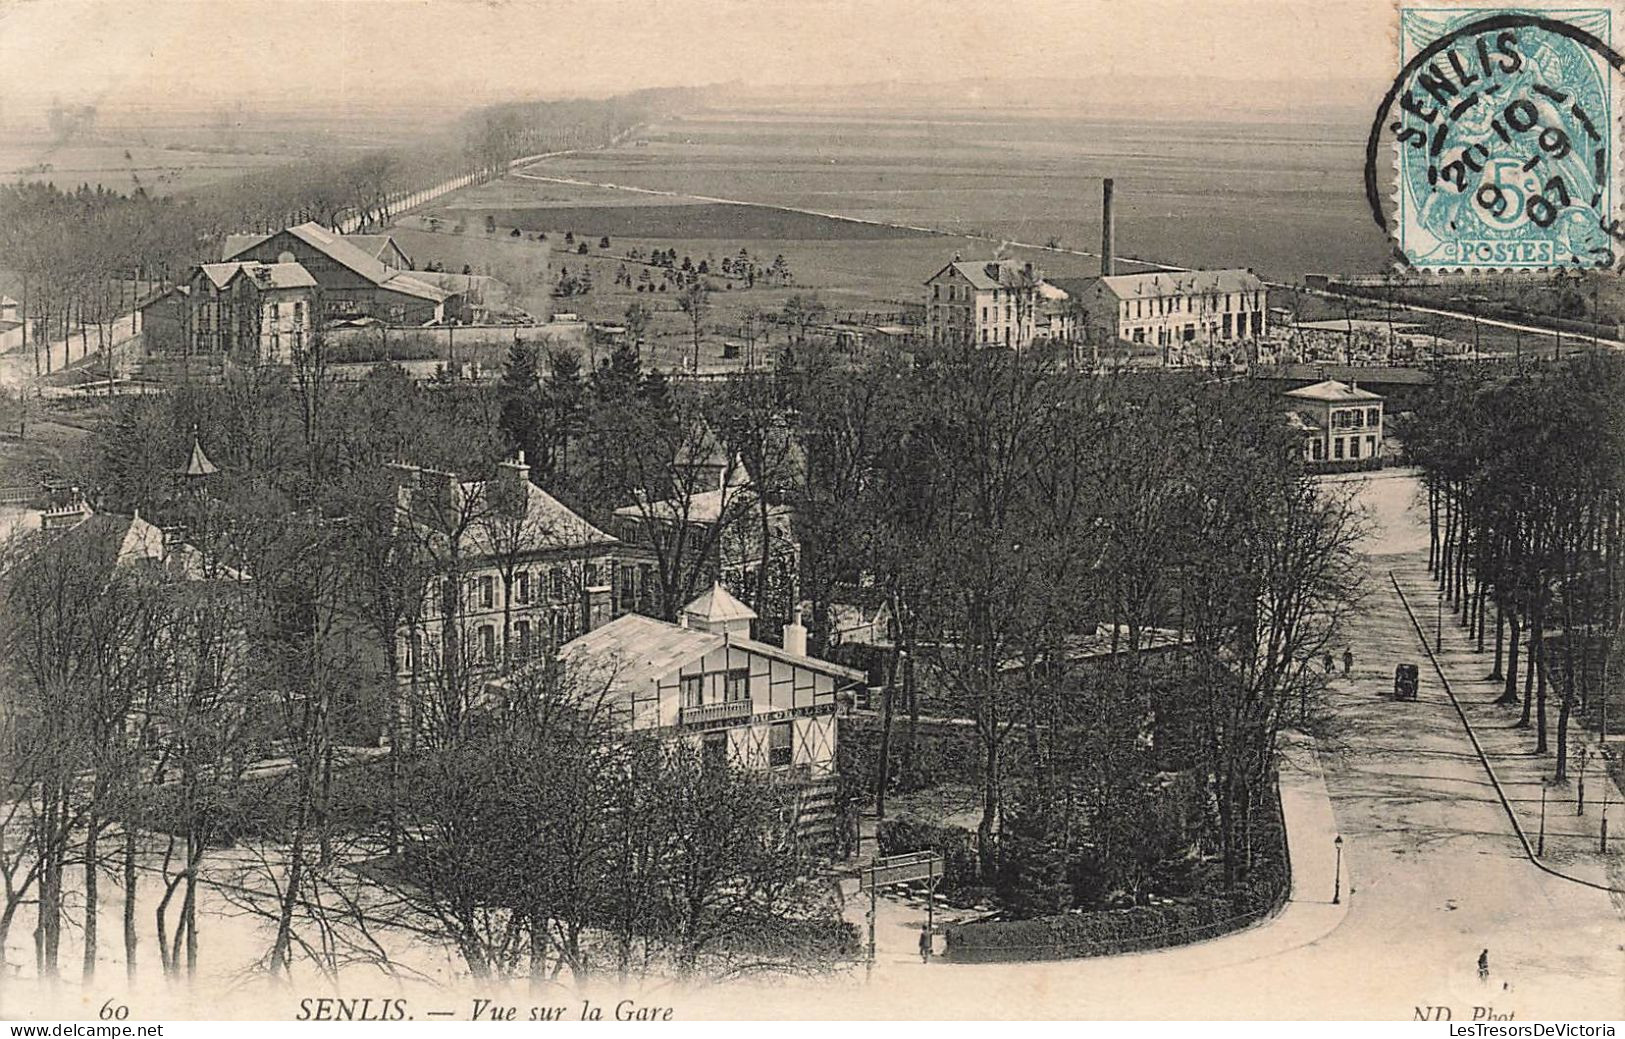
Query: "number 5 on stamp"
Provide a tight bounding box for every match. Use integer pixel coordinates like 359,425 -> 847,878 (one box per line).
1381,1 -> 1622,269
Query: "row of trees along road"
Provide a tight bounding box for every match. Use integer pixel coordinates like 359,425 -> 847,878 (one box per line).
2,327 -> 1361,981
1404,354 -> 1625,780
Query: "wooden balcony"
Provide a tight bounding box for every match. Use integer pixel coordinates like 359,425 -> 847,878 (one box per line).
680,699 -> 753,726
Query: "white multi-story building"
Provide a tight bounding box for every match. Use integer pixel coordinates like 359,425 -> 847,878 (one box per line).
1283,379 -> 1385,468
1074,269 -> 1268,354
925,259 -> 1051,349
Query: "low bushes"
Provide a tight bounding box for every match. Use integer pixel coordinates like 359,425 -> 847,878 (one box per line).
944,785 -> 1290,963
324,332 -> 441,364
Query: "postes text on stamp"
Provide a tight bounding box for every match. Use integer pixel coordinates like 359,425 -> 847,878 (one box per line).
1386,5 -> 1620,269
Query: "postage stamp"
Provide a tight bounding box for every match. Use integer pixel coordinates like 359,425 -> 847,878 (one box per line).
1385,3 -> 1623,269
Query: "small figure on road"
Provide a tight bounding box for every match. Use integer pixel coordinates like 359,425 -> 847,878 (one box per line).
919,925 -> 932,963
1478,948 -> 1490,982
1323,652 -> 1334,674
1342,648 -> 1354,675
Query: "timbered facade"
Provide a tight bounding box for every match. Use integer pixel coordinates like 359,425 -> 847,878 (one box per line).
562,584 -> 863,846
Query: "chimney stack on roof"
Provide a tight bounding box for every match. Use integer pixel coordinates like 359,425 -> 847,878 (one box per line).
496,451 -> 531,513
1101,178 -> 1116,278
783,609 -> 808,657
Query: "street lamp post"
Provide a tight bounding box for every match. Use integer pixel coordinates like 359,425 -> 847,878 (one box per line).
1601,755 -> 1611,853
1333,834 -> 1344,905
1436,588 -> 1443,653
1538,778 -> 1548,857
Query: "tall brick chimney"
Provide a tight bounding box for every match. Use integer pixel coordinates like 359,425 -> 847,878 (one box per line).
1101,178 -> 1116,277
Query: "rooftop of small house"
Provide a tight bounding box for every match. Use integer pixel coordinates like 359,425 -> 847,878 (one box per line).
561,584 -> 866,703
1283,379 -> 1385,404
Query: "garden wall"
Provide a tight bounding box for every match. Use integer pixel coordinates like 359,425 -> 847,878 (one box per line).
943,781 -> 1291,963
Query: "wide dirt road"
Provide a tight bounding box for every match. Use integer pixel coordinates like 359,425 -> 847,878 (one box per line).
722,470 -> 1625,1020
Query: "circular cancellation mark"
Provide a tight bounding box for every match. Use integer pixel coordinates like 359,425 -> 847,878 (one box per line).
1366,10 -> 1625,269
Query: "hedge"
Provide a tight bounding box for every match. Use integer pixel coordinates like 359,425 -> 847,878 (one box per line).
944,786 -> 1291,963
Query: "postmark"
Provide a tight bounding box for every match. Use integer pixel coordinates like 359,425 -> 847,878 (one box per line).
1370,4 -> 1625,269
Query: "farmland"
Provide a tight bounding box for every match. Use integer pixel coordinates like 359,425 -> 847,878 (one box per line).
521,107 -> 1393,280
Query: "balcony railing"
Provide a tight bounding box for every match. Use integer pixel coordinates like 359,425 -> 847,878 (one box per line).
680,699 -> 752,726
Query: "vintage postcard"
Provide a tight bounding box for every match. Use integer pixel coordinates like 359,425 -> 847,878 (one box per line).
0,0 -> 1621,1028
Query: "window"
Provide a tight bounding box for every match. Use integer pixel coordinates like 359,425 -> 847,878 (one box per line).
388,303 -> 406,323
1349,438 -> 1360,459
584,562 -> 598,587
982,306 -> 989,323
1366,435 -> 1377,455
551,568 -> 564,599
478,575 -> 495,609
769,722 -> 793,768
725,667 -> 750,703
681,674 -> 704,709
1311,439 -> 1324,460
478,625 -> 495,662
1367,407 -> 1380,426
293,301 -> 304,325
514,620 -> 531,657
703,732 -> 728,772
269,302 -> 280,321
515,571 -> 530,604
1333,438 -> 1344,460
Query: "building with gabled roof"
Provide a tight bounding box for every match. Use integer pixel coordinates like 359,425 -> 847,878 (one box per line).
221,221 -> 456,327
562,585 -> 861,847
387,454 -> 630,735
1071,268 -> 1268,357
924,257 -> 1076,349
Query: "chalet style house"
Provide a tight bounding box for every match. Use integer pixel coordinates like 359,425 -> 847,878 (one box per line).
562,583 -> 863,848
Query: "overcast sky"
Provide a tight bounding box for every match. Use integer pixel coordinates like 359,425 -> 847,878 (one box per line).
0,0 -> 1395,112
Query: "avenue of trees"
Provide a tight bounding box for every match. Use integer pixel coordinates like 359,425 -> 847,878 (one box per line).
1405,354 -> 1625,781
0,326 -> 1361,982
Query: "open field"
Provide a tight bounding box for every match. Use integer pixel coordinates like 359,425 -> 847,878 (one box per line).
0,137 -> 294,194
526,108 -> 1392,280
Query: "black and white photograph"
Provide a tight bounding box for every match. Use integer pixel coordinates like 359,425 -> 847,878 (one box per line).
0,0 -> 1621,1025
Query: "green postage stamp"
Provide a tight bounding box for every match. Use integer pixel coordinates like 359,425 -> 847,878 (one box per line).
1385,1 -> 1625,269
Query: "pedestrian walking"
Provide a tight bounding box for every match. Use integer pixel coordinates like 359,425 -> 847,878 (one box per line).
1323,652 -> 1334,674
919,925 -> 932,963
1477,949 -> 1489,982
1342,647 -> 1354,675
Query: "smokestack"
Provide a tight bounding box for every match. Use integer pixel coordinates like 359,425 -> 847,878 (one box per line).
1101,178 -> 1116,277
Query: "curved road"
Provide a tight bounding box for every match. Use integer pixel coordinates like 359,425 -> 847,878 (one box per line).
695,471 -> 1625,1020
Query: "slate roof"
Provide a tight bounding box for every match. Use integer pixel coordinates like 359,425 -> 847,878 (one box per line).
451,479 -> 616,557
564,613 -> 725,694
223,223 -> 448,302
1090,268 -> 1264,300
182,437 -> 219,478
1284,379 -> 1384,404
344,233 -> 406,264
562,603 -> 866,706
926,259 -> 1041,291
682,582 -> 757,626
196,261 -> 317,292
